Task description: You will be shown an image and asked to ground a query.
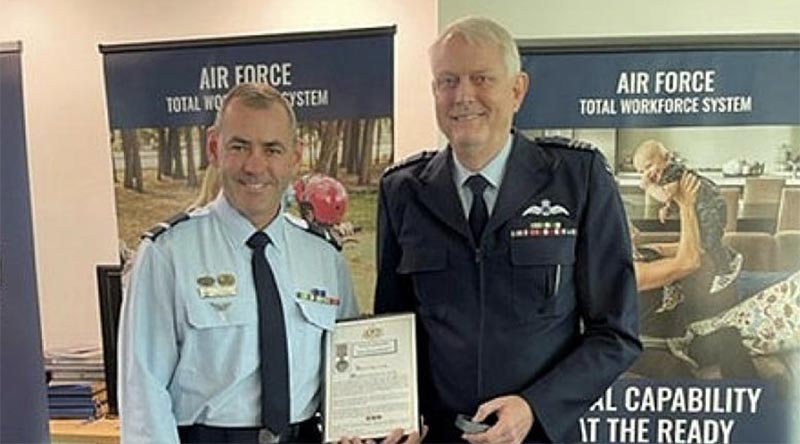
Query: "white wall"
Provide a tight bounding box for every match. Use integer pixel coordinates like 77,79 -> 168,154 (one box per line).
439,0 -> 800,37
0,0 -> 438,349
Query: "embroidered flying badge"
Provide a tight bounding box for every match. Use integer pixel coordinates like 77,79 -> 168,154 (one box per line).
521,199 -> 570,217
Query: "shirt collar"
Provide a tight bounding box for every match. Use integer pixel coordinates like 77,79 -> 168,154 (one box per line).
451,133 -> 513,190
211,193 -> 286,251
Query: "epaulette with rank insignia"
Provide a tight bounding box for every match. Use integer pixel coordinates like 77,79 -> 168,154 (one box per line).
383,150 -> 437,175
141,212 -> 190,241
535,136 -> 599,152
535,136 -> 613,174
284,213 -> 342,251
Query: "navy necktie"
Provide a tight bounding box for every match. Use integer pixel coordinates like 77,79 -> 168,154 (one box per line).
246,232 -> 290,434
466,175 -> 489,243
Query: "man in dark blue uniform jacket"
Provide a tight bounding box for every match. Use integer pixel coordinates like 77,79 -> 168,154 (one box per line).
374,17 -> 641,444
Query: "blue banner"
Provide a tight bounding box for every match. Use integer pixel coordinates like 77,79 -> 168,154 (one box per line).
518,48 -> 800,128
0,42 -> 51,444
516,39 -> 800,444
101,28 -> 394,128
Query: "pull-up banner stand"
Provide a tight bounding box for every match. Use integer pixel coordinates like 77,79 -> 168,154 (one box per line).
517,35 -> 800,444
0,40 -> 51,444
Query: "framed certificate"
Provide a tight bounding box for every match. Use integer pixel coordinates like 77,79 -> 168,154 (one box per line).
323,313 -> 418,442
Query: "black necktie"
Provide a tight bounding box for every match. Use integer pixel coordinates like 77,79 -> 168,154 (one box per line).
246,232 -> 290,434
466,175 -> 489,243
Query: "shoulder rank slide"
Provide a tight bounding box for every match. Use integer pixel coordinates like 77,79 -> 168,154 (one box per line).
384,150 -> 437,175
535,136 -> 599,152
141,212 -> 190,241
535,136 -> 612,174
284,213 -> 342,251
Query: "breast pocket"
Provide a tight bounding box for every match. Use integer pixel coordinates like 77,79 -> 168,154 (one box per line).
183,295 -> 259,369
510,237 -> 576,322
295,298 -> 337,331
293,296 -> 338,349
396,246 -> 448,306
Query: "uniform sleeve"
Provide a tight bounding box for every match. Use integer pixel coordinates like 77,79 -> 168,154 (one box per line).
520,154 -> 642,442
118,241 -> 181,444
373,178 -> 414,314
335,253 -> 359,319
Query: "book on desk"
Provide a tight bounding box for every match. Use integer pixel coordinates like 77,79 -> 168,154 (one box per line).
47,381 -> 108,419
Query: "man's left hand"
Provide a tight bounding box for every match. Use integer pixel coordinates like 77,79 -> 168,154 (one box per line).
463,395 -> 533,444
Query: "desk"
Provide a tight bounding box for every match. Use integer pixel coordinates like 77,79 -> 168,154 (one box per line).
50,418 -> 119,444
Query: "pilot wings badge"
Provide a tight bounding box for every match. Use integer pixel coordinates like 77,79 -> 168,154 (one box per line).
521,199 -> 570,217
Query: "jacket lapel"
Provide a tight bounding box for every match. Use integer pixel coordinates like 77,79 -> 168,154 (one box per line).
415,148 -> 472,240
485,134 -> 553,235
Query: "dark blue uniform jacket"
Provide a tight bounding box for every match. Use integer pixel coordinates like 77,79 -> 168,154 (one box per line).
374,132 -> 642,443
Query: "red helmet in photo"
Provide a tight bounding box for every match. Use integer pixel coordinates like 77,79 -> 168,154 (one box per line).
294,174 -> 348,225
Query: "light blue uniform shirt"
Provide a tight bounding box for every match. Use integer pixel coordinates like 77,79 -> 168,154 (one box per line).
451,134 -> 513,218
118,194 -> 358,444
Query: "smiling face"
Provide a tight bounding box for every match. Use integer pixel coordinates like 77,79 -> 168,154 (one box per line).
207,97 -> 300,229
431,33 -> 528,168
633,143 -> 670,185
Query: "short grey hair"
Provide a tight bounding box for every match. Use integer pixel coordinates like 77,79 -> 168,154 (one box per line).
213,82 -> 297,140
431,16 -> 521,75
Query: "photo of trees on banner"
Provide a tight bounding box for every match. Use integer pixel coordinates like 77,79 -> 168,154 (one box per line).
101,28 -> 394,308
518,38 -> 800,443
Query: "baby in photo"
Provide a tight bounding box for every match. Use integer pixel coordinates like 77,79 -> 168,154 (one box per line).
634,139 -> 742,295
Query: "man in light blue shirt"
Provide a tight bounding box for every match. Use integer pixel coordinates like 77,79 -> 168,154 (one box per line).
118,83 -> 358,443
